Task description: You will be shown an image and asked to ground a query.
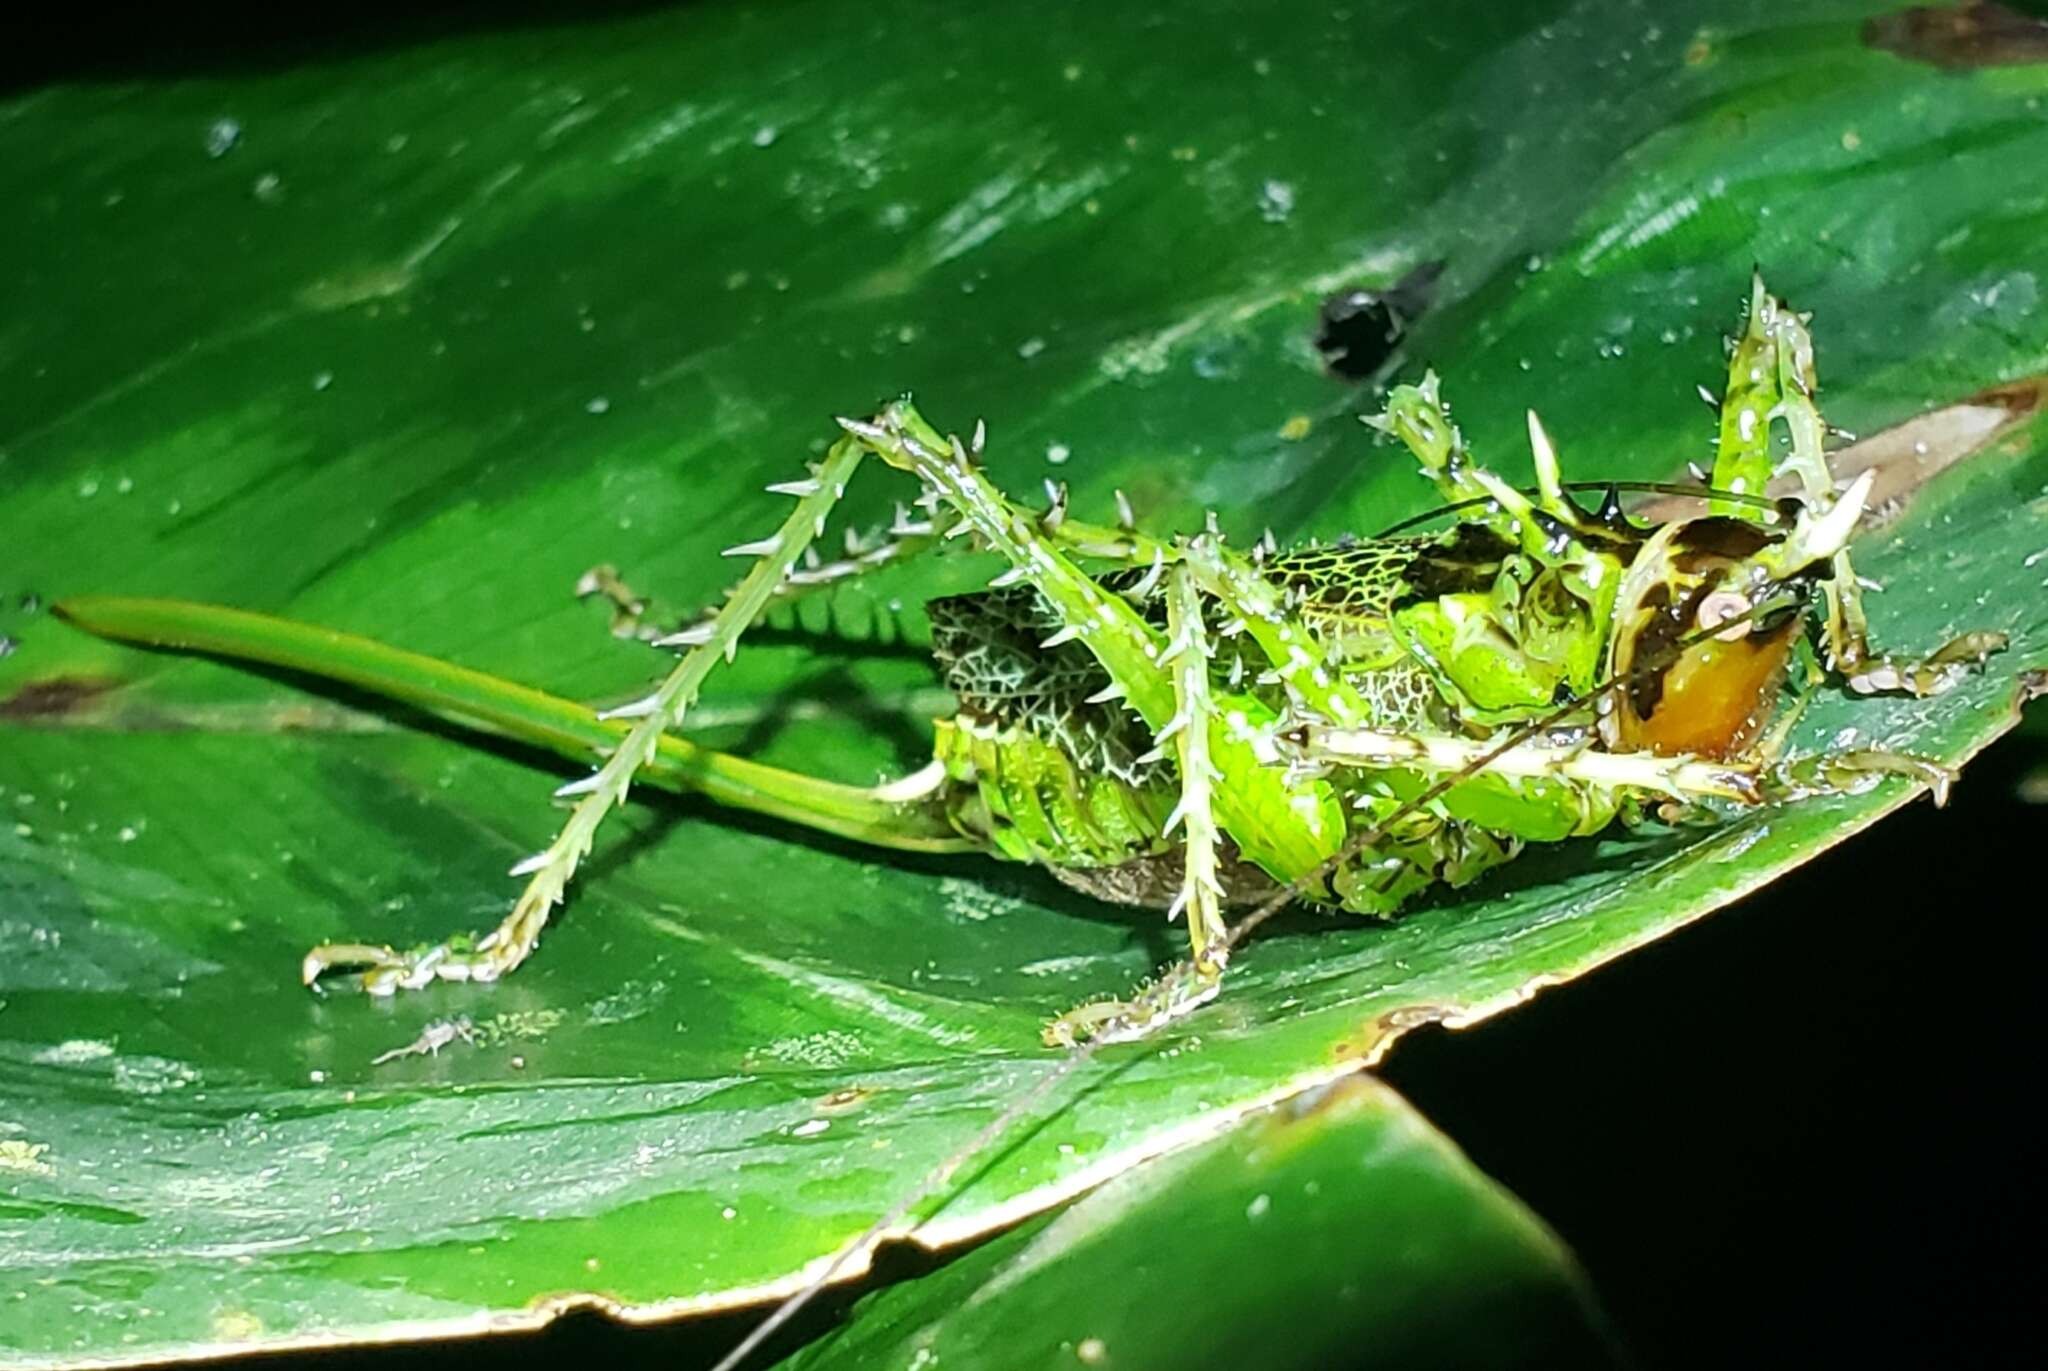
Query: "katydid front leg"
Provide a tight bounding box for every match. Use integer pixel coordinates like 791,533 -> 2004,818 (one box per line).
1709,275 -> 2008,695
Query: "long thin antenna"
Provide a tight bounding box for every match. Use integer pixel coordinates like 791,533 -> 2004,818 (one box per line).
1369,479 -> 1782,538
713,600 -> 1771,1371
1209,618 -> 1741,961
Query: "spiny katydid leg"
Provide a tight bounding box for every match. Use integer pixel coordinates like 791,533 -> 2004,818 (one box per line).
55,594 -> 977,857
837,405 -> 1348,1042
303,436 -> 875,995
1295,728 -> 1762,803
582,465 -> 1165,645
1041,557 -> 1235,1047
1156,560 -> 1230,968
1713,275 -> 2008,696
602,501 -> 953,644
1172,534 -> 1492,904
573,564 -> 651,639
1737,643 -> 1964,809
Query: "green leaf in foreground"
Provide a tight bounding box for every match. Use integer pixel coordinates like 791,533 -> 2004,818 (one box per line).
3,0 -> 2047,1364
780,1077 -> 1619,1371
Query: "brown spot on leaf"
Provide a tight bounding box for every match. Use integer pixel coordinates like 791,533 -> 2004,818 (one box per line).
0,676 -> 118,720
1367,1004 -> 1450,1047
1817,376 -> 2043,526
817,1086 -> 876,1113
1379,1004 -> 1450,1031
1279,1072 -> 1380,1122
1314,260 -> 1445,380
1328,1004 -> 1453,1065
1864,3 -> 2048,69
1637,374 -> 2044,527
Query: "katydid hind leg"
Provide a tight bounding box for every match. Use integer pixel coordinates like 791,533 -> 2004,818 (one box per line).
303,437 -> 878,994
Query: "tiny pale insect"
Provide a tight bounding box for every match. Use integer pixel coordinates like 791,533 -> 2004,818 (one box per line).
59,275 -> 2002,1054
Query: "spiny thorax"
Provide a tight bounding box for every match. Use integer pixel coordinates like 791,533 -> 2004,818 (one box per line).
856,401 -> 1349,889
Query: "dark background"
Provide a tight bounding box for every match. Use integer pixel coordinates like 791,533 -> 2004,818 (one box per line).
13,6 -> 2041,1369
1385,725 -> 2042,1369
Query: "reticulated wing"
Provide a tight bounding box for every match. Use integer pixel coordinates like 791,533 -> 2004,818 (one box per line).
927,585 -> 1168,785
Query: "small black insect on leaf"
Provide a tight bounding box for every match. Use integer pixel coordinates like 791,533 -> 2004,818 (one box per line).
1315,259 -> 1446,381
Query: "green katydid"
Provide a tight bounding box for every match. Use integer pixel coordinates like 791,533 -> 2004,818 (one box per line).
57,276 -> 2003,1051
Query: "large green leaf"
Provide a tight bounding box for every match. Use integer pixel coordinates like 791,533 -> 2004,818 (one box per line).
3,0 -> 2045,1364
784,1076 -> 1617,1371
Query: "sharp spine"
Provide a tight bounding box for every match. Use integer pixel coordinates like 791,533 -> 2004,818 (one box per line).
722,535 -> 782,558
1129,548 -> 1167,598
653,622 -> 717,647
1161,797 -> 1189,835
597,694 -> 663,720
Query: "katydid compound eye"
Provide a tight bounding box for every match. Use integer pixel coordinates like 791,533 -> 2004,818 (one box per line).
1695,589 -> 1754,642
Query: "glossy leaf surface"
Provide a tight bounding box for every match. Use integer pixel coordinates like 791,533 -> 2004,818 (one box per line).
3,1 -> 2045,1363
784,1077 -> 1617,1371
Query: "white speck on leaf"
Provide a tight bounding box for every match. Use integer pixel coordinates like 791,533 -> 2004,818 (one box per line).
0,1141 -> 52,1176
35,1039 -> 115,1065
1257,179 -> 1295,222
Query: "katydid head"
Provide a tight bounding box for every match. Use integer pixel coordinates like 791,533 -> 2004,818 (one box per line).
1369,377 -> 1882,761
1599,471 -> 1874,759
